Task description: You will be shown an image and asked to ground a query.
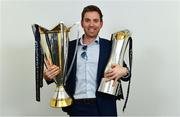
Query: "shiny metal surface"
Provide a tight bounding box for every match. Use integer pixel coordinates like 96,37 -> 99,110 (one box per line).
50,86 -> 72,108
98,30 -> 131,96
37,23 -> 72,107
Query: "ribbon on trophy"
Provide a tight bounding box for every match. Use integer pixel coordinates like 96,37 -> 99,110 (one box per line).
32,22 -> 79,107
32,24 -> 44,101
98,30 -> 133,111
123,36 -> 132,111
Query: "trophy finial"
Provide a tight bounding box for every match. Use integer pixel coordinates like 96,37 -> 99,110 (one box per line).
114,30 -> 131,40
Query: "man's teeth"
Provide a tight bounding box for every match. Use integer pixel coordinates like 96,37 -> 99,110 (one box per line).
89,29 -> 95,32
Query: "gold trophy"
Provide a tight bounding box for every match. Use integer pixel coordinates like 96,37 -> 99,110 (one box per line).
98,30 -> 131,96
32,22 -> 76,107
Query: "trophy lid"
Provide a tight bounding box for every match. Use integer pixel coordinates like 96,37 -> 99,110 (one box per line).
113,29 -> 131,40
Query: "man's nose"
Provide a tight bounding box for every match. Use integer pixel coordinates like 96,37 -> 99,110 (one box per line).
89,21 -> 94,26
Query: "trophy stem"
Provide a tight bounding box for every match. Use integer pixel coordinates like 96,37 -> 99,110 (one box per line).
50,85 -> 72,108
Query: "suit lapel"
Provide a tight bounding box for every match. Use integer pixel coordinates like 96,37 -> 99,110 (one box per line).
96,38 -> 112,86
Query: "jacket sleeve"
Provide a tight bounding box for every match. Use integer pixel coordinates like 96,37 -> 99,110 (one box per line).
45,79 -> 54,85
120,61 -> 131,81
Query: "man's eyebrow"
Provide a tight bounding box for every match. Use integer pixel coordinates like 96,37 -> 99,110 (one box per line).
84,18 -> 99,20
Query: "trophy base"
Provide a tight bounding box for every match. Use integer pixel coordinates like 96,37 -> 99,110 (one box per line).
98,78 -> 120,96
50,98 -> 72,108
50,86 -> 72,108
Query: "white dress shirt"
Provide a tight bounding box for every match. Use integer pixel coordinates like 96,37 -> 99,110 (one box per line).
74,36 -> 99,99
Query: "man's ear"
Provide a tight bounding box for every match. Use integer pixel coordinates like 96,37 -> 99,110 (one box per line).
100,21 -> 103,28
81,20 -> 84,28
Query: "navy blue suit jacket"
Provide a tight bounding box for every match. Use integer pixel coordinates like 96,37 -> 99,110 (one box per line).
61,38 -> 130,115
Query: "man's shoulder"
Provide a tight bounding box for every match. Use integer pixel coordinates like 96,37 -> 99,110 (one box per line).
99,37 -> 110,41
99,37 -> 111,44
69,39 -> 77,43
69,39 -> 78,46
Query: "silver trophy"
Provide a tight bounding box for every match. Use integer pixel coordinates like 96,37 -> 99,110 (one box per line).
98,30 -> 131,96
32,23 -> 77,107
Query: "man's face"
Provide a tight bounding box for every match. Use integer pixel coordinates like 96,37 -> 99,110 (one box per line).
81,11 -> 103,38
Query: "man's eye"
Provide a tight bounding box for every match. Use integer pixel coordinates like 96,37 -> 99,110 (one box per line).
94,20 -> 98,23
85,19 -> 90,22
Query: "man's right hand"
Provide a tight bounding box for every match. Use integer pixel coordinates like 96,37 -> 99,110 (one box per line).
43,65 -> 61,81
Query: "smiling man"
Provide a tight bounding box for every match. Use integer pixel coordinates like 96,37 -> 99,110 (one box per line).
44,5 -> 130,116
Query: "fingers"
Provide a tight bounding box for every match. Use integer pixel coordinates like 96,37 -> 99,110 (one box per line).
104,70 -> 113,77
104,64 -> 123,81
113,78 -> 118,86
44,59 -> 52,69
111,64 -> 117,68
44,65 -> 61,81
46,59 -> 51,68
104,65 -> 118,80
104,64 -> 128,87
104,72 -> 116,81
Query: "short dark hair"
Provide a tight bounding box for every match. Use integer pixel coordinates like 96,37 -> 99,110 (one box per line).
81,5 -> 103,22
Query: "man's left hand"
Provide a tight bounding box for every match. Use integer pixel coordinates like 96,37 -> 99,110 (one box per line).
104,64 -> 128,86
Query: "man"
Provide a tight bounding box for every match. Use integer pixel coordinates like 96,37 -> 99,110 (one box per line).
44,5 -> 130,116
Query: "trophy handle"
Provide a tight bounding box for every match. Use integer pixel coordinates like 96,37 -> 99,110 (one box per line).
63,22 -> 80,86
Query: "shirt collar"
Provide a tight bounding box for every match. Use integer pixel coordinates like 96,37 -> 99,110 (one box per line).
79,35 -> 99,46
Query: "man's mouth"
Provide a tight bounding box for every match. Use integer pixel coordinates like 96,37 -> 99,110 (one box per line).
88,28 -> 96,33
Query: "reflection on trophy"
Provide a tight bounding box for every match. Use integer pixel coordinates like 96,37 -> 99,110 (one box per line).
32,23 -> 74,107
98,30 -> 132,96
